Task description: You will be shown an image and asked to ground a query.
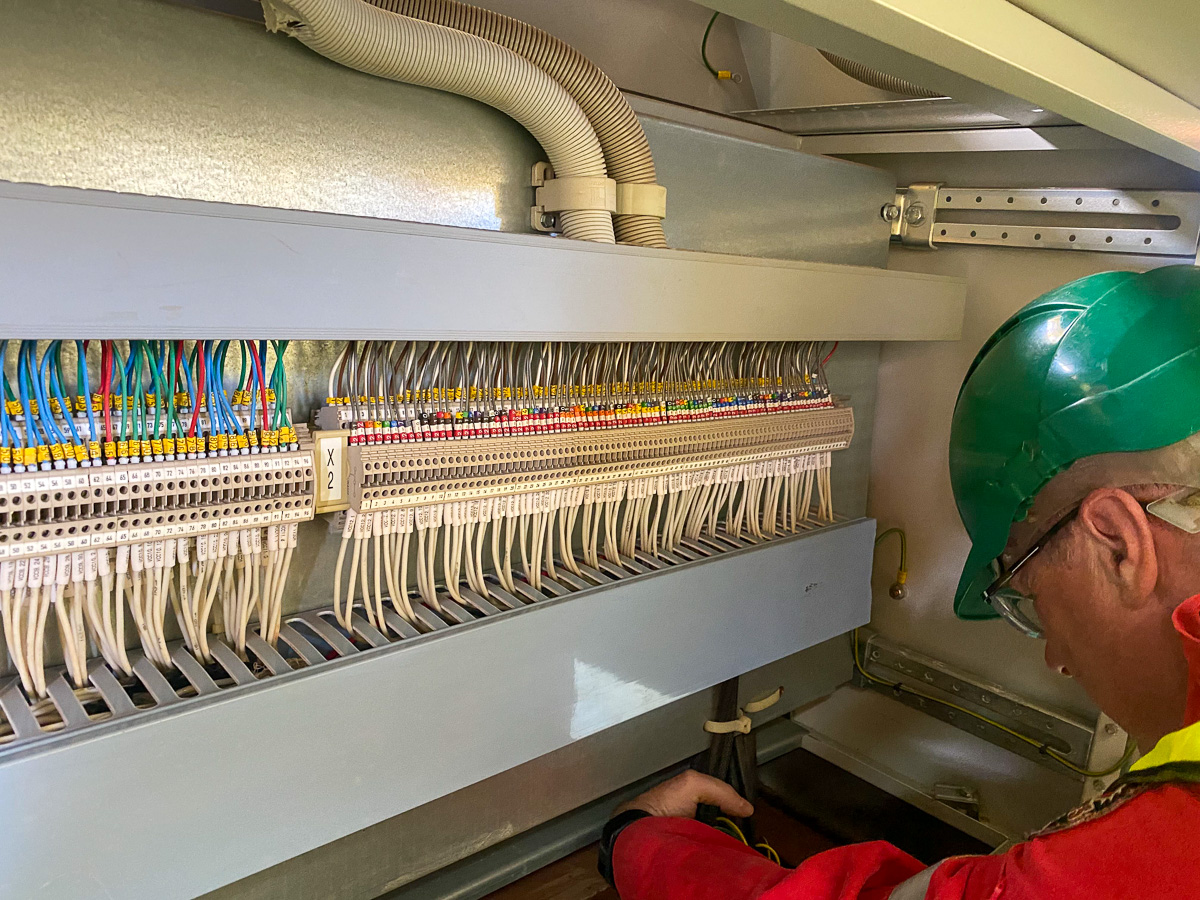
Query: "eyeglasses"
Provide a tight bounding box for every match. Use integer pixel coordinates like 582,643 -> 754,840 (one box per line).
982,508 -> 1079,639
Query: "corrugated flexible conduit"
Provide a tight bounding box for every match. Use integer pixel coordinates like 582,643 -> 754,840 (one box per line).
261,0 -> 615,243
369,0 -> 668,249
818,51 -> 941,99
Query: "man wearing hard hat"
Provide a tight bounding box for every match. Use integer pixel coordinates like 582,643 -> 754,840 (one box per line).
602,266 -> 1200,898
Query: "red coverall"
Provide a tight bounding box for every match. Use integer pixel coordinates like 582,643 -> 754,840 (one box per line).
612,595 -> 1200,900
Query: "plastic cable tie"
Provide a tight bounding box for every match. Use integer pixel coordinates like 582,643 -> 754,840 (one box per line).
743,686 -> 784,714
703,711 -> 752,735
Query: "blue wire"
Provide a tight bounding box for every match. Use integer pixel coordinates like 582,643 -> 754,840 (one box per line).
216,342 -> 244,436
76,340 -> 97,442
203,343 -> 224,437
18,342 -> 45,449
0,341 -> 15,453
46,341 -> 80,444
32,345 -> 64,445
35,346 -> 67,445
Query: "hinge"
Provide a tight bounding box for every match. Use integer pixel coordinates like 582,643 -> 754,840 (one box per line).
885,185 -> 1200,256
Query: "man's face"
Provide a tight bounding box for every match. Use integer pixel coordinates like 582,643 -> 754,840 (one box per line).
1006,489 -> 1192,746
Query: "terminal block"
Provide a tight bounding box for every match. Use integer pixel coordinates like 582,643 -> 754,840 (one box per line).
348,407 -> 854,512
0,426 -> 316,560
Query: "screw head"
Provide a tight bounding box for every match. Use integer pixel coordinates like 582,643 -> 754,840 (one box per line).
888,581 -> 907,600
904,203 -> 926,225
1092,778 -> 1106,791
881,203 -> 901,222
1104,723 -> 1119,736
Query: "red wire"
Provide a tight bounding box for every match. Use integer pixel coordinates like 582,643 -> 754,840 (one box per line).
100,341 -> 113,444
188,341 -> 205,438
247,342 -> 269,430
821,341 -> 839,367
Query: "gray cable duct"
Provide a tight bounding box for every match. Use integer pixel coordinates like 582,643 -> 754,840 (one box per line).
368,0 -> 668,249
261,0 -> 615,243
819,51 -> 941,99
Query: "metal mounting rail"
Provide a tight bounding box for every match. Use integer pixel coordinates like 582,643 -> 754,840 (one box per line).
888,185 -> 1200,256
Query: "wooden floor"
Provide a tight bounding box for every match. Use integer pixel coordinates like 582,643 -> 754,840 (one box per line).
482,798 -> 837,899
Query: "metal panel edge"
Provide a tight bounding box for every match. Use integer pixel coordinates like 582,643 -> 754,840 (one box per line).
205,664 -> 841,900
0,519 -> 873,900
0,182 -> 966,342
713,0 -> 1200,171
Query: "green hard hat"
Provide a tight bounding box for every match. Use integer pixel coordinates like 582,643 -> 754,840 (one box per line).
951,265 -> 1200,620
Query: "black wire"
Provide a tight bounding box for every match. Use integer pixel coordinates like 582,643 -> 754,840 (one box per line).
701,11 -> 721,78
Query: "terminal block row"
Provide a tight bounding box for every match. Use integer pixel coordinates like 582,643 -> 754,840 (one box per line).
348,407 -> 854,511
0,428 -> 316,559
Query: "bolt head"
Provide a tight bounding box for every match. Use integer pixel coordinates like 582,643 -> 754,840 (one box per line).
1104,723 -> 1119,736
889,582 -> 907,600
881,203 -> 901,222
904,203 -> 926,225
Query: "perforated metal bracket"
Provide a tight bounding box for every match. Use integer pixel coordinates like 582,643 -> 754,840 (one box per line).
887,185 -> 1200,256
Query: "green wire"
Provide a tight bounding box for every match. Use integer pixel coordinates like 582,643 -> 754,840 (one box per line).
132,342 -> 146,444
149,342 -> 163,443
701,11 -> 720,78
113,343 -> 128,444
875,526 -> 907,570
271,341 -> 289,430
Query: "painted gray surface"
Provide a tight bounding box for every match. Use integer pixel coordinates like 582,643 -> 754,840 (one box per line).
205,643 -> 849,900
0,183 -> 964,341
640,117 -> 894,267
0,520 -> 873,900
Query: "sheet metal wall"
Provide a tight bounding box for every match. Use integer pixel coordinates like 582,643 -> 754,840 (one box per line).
0,1 -> 896,891
0,0 -> 892,673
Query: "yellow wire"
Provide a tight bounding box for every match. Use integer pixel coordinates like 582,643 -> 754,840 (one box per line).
715,816 -> 747,844
716,816 -> 781,865
852,629 -> 1133,778
756,842 -> 781,864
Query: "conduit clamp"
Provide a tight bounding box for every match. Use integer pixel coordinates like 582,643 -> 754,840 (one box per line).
532,162 -> 667,232
616,182 -> 667,219
532,162 -> 615,232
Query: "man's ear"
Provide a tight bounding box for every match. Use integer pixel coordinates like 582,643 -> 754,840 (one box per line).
1077,488 -> 1158,605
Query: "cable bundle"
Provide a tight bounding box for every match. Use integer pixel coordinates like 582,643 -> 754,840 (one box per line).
0,340 -> 298,471
327,340 -> 835,443
326,340 -> 847,636
0,340 -> 313,740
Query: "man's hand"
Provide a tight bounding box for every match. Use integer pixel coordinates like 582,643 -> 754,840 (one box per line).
615,770 -> 754,819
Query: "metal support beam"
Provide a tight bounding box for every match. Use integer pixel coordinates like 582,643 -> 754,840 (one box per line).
0,182 -> 965,342
712,0 -> 1200,171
